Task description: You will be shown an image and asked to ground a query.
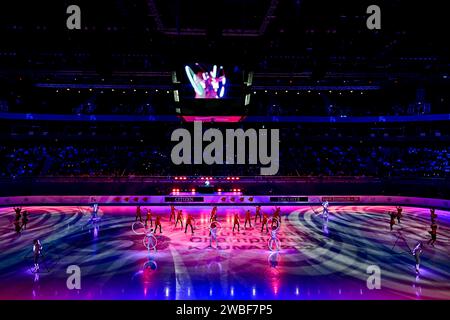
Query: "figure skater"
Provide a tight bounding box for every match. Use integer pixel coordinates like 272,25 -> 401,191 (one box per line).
144,228 -> 157,253
396,206 -> 403,224
428,222 -> 437,246
255,206 -> 262,224
169,205 -> 176,222
268,225 -> 280,251
430,208 -> 437,224
244,209 -> 252,228
209,222 -> 219,249
32,239 -> 43,272
185,214 -> 195,234
209,210 -> 218,236
388,211 -> 397,231
412,241 -> 423,275
273,207 -> 281,225
91,203 -> 99,221
232,213 -> 240,233
22,210 -> 29,230
145,208 -> 153,228
135,206 -> 142,222
154,215 -> 162,233
14,207 -> 22,221
175,210 -> 184,228
210,206 -> 218,223
261,213 -> 269,233
322,201 -> 329,222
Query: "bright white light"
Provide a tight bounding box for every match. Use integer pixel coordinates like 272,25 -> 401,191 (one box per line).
211,65 -> 217,78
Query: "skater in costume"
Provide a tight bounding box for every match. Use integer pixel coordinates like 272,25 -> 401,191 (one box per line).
209,222 -> 219,249
210,206 -> 218,223
273,207 -> 281,225
255,206 -> 262,224
388,211 -> 397,231
185,214 -> 195,234
428,222 -> 438,246
32,239 -> 43,272
91,203 -> 99,220
154,215 -> 162,233
322,201 -> 329,222
135,206 -> 142,222
21,210 -> 29,230
145,208 -> 153,228
232,213 -> 240,233
412,241 -> 423,275
396,206 -> 403,224
169,205 -> 176,222
14,207 -> 22,222
175,210 -> 184,228
14,207 -> 22,232
244,209 -> 252,228
268,225 -> 280,251
261,213 -> 269,233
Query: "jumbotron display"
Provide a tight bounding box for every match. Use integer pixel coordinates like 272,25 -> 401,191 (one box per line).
174,63 -> 250,122
185,64 -> 227,99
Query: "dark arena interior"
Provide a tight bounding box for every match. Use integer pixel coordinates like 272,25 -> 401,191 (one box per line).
1,0 -> 450,305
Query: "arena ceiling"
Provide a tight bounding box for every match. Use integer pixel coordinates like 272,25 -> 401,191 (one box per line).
0,1 -> 447,82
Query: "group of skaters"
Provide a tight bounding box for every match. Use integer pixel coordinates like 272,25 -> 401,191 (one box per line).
230,206 -> 282,233
134,205 -> 282,234
135,206 -> 163,233
388,206 -> 404,231
134,205 -> 283,250
11,207 -> 42,272
12,207 -> 29,234
388,206 -> 439,247
388,206 -> 441,275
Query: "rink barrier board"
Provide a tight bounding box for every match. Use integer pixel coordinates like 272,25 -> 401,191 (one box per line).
0,195 -> 449,210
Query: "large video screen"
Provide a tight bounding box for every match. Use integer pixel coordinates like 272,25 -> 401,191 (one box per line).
180,63 -> 245,100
